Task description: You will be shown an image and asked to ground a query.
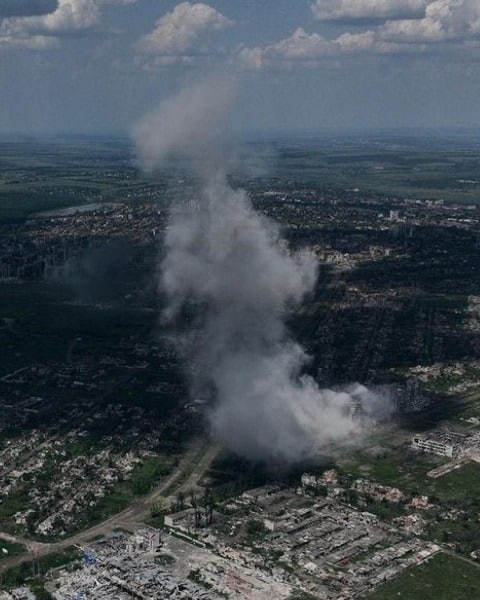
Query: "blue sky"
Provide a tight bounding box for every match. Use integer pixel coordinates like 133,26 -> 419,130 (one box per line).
0,0 -> 479,135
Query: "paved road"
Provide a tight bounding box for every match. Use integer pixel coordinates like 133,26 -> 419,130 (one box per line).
0,438 -> 221,574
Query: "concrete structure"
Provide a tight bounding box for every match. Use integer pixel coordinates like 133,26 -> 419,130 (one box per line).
412,435 -> 454,458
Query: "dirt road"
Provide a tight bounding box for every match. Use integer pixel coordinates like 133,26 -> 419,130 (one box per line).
0,438 -> 221,574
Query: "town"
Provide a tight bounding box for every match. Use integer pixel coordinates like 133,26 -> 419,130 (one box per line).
0,135 -> 480,598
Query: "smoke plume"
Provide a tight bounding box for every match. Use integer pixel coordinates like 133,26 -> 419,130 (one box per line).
133,78 -> 373,463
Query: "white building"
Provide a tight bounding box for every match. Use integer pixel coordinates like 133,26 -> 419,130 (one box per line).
412,435 -> 454,458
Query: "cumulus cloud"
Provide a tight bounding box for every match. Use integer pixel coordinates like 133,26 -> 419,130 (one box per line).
336,29 -> 376,49
241,0 -> 480,69
0,0 -> 58,18
134,1 -> 233,63
312,0 -> 428,21
239,27 -> 376,69
380,0 -> 480,42
0,32 -> 56,48
0,0 -> 135,48
248,28 -> 334,62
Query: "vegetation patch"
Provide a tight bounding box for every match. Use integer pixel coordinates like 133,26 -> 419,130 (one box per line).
368,552 -> 480,600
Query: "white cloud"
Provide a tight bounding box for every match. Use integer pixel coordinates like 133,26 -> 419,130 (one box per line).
242,0 -> 480,70
135,2 -> 233,60
239,27 -> 376,69
380,0 -> 480,42
240,28 -> 331,70
0,32 -> 57,48
336,30 -> 376,49
257,28 -> 333,61
0,0 -> 135,48
311,0 -> 428,21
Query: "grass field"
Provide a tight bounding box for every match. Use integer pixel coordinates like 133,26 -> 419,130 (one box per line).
340,447 -> 480,505
275,136 -> 480,204
0,546 -> 80,596
368,552 -> 480,600
431,461 -> 480,503
1,136 -> 480,223
0,538 -> 26,561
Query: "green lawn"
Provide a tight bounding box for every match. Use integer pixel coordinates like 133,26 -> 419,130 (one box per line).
369,553 -> 480,600
339,447 -> 443,496
0,546 -> 80,598
0,538 -> 26,560
431,462 -> 480,504
340,451 -> 480,505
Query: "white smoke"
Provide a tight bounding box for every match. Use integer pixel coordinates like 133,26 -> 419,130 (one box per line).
133,77 -> 235,172
133,78 -> 376,463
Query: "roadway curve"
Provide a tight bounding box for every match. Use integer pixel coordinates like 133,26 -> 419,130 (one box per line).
0,438 -> 221,574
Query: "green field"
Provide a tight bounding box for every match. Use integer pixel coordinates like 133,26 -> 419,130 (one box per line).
1,135 -> 480,223
0,546 -> 80,596
274,136 -> 480,204
0,538 -> 26,560
341,447 -> 480,502
369,552 -> 480,600
430,462 -> 480,503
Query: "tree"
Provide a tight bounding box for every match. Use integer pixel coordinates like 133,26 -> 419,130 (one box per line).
176,491 -> 185,511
